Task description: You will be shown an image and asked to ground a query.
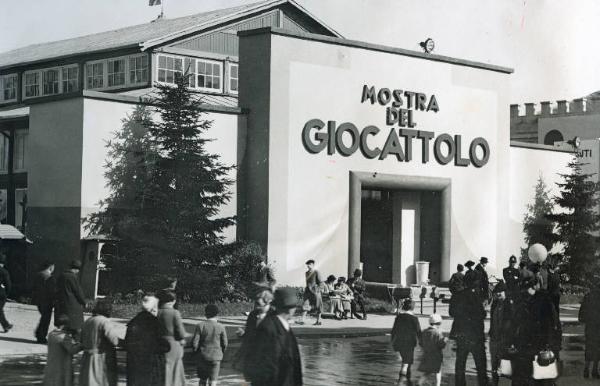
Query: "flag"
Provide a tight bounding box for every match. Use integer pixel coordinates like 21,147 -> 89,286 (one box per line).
149,0 -> 161,6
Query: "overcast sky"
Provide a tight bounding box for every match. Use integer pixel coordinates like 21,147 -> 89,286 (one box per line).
3,0 -> 600,105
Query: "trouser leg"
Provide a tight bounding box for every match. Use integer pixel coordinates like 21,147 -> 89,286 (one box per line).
455,341 -> 469,386
36,305 -> 53,341
0,298 -> 10,329
472,340 -> 489,385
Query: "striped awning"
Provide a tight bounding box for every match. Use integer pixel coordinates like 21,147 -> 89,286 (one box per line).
0,224 -> 32,243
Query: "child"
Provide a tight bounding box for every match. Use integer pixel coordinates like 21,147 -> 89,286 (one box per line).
43,314 -> 82,386
418,314 -> 447,386
193,304 -> 228,386
391,298 -> 421,384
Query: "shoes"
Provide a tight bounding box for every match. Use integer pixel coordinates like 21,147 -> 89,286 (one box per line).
363,315 -> 368,320
3,324 -> 13,333
313,321 -> 322,326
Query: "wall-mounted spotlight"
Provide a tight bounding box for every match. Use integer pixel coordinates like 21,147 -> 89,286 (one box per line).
419,38 -> 435,53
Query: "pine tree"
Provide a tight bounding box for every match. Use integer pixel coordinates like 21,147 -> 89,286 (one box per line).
87,74 -> 235,291
547,158 -> 600,284
521,175 -> 557,260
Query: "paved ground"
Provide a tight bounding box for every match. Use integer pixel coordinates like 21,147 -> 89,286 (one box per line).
0,301 -> 590,385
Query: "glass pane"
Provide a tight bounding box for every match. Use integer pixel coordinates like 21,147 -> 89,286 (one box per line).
214,77 -> 220,89
141,69 -> 148,82
166,57 -> 173,70
175,58 -> 182,71
198,75 -> 205,87
158,69 -> 166,82
198,61 -> 206,74
231,65 -> 238,78
231,79 -> 238,91
206,78 -> 213,89
159,56 -> 166,68
166,71 -> 173,83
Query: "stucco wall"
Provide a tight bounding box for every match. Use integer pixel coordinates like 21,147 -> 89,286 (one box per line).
539,114 -> 600,143
27,98 -> 84,271
240,31 -> 511,285
81,99 -> 239,242
508,145 -> 572,261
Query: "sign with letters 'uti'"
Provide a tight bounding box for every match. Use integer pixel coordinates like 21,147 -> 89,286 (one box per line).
301,85 -> 490,167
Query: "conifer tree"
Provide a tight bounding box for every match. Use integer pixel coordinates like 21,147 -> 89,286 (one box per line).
521,175 -> 557,260
547,158 -> 600,284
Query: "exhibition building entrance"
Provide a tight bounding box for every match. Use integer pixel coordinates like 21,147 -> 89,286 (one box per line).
348,172 -> 452,285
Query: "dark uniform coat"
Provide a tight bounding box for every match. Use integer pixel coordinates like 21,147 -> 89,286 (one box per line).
474,263 -> 490,302
125,311 -> 170,386
247,314 -> 302,386
502,266 -> 520,299
579,289 -> 600,361
55,271 -> 86,332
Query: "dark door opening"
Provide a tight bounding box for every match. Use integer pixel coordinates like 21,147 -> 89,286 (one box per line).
360,190 -> 393,283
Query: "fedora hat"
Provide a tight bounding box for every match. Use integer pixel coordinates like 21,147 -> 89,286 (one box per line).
465,260 -> 475,268
273,287 -> 298,310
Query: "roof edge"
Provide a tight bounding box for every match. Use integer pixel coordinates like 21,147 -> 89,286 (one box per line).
82,90 -> 244,115
239,27 -> 514,74
510,141 -> 575,153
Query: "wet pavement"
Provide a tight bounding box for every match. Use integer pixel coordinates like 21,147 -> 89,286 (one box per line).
0,335 -> 594,386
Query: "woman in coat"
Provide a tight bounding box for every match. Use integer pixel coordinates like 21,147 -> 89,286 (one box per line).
125,295 -> 170,386
579,282 -> 600,378
334,277 -> 353,319
43,314 -> 82,386
391,298 -> 421,384
157,290 -> 187,386
79,300 -> 122,386
323,275 -> 342,318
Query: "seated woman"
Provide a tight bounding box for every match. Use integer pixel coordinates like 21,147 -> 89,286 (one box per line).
323,275 -> 343,319
335,277 -> 354,319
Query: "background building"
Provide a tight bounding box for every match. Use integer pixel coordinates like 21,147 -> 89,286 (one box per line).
0,0 -> 573,293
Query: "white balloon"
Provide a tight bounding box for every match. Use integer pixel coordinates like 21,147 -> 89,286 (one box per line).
528,243 -> 548,263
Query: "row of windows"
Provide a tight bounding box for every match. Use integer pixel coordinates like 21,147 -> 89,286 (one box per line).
1,53 -> 239,103
0,131 -> 27,172
156,54 -> 238,94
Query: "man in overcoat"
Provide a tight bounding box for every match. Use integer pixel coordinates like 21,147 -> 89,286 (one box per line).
474,257 -> 490,304
32,260 -> 56,343
55,260 -> 88,336
247,287 -> 302,386
502,255 -> 520,301
0,253 -> 13,332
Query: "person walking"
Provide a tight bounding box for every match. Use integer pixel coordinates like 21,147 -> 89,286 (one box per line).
192,304 -> 228,386
578,280 -> 600,379
489,281 -> 510,385
418,314 -> 447,386
348,268 -> 367,320
43,314 -> 82,386
237,289 -> 273,381
452,282 -> 489,386
298,259 -> 323,325
247,287 -> 302,386
0,253 -> 13,333
79,300 -> 122,386
55,260 -> 88,337
503,256 -> 520,300
125,295 -> 170,386
32,260 -> 56,343
474,257 -> 490,304
391,298 -> 421,384
157,290 -> 187,386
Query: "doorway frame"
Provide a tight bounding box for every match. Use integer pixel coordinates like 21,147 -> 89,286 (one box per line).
348,171 -> 452,283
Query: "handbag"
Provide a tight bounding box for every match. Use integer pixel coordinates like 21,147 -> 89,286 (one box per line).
532,356 -> 559,380
499,359 -> 512,377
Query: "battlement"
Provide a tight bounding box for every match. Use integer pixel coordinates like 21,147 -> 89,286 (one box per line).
510,97 -> 600,119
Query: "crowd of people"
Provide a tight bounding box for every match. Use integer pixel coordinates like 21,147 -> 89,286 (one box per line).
2,251 -> 600,385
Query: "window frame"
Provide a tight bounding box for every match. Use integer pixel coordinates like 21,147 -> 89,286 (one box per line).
23,71 -> 41,99
129,54 -> 149,86
196,58 -> 223,93
85,53 -> 150,91
23,64 -> 80,100
61,65 -> 79,93
228,62 -> 239,95
0,74 -> 18,103
157,54 -> 184,85
42,68 -> 60,96
13,130 -> 27,172
107,58 -> 126,88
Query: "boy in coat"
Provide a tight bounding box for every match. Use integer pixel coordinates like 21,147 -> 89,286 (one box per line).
248,287 -> 302,386
193,304 -> 228,386
391,298 -> 421,384
418,314 -> 447,386
43,314 -> 82,386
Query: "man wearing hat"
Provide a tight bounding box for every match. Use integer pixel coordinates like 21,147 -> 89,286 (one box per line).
0,253 -> 13,333
489,281 -> 510,385
474,257 -> 490,304
502,256 -> 520,303
248,287 -> 302,386
55,260 -> 88,336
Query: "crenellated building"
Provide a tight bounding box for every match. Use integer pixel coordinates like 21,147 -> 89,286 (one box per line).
510,93 -> 600,144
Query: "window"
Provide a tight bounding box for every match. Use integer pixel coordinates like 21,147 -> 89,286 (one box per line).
0,136 -> 8,172
15,189 -> 27,231
229,63 -> 238,93
13,131 -> 27,171
197,60 -> 222,91
86,62 -> 104,89
129,55 -> 148,84
42,69 -> 60,95
107,58 -> 125,87
24,72 -> 40,97
544,130 -> 564,145
1,74 -> 17,101
158,55 -> 183,84
61,66 -> 79,93
184,58 -> 196,87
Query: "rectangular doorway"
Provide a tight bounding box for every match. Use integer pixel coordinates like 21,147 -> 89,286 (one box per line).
349,172 -> 451,285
